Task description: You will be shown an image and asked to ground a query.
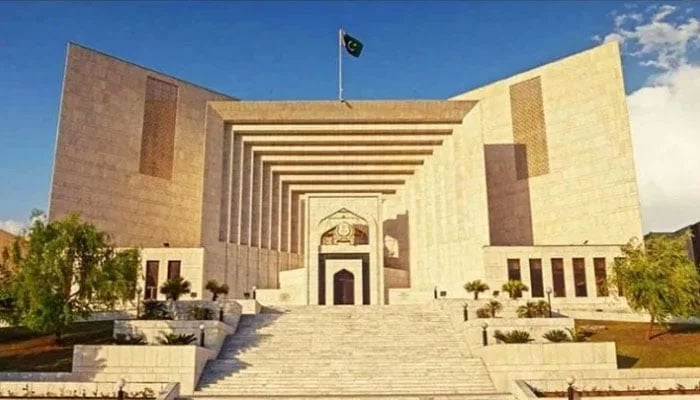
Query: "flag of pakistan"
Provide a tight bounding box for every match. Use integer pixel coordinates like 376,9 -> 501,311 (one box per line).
342,32 -> 363,57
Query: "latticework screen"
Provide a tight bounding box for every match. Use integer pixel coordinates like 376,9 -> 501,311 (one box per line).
510,76 -> 549,179
139,77 -> 178,179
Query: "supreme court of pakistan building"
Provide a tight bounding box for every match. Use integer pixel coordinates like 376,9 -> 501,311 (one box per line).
48,41 -> 643,306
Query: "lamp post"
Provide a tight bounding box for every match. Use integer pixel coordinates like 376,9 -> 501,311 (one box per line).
117,378 -> 126,400
219,303 -> 224,322
546,287 -> 553,318
199,324 -> 205,347
566,376 -> 576,400
252,286 -> 257,300
481,322 -> 488,346
463,303 -> 469,321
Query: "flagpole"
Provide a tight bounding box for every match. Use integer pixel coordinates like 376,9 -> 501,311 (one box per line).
338,28 -> 343,101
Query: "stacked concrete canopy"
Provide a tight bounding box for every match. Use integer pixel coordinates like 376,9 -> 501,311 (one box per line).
49,41 -> 643,304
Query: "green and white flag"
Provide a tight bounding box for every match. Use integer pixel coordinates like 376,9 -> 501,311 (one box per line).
342,32 -> 363,58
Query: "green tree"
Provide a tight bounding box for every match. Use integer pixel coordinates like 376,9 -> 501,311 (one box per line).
502,280 -> 529,299
160,276 -> 191,301
205,280 -> 229,301
463,280 -> 490,300
611,233 -> 700,340
4,213 -> 140,340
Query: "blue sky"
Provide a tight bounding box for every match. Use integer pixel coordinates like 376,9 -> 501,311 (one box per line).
0,1 -> 698,231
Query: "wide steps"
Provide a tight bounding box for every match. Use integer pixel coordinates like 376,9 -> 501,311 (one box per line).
195,305 -> 497,397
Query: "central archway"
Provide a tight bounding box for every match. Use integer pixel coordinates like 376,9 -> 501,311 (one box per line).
333,269 -> 355,305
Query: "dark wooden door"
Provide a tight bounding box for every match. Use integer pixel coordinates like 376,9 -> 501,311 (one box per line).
333,270 -> 354,305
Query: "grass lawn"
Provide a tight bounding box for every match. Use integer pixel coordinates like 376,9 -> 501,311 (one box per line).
577,319 -> 700,368
0,321 -> 114,372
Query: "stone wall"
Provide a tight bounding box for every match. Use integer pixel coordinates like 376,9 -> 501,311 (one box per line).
49,43 -> 233,248
113,320 -> 234,353
473,342 -> 618,391
0,381 -> 170,398
72,345 -> 215,395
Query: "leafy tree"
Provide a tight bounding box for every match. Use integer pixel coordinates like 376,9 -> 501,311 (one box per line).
611,233 -> 700,340
464,280 -> 490,300
160,276 -> 191,301
205,280 -> 229,301
502,280 -> 529,299
3,213 -> 140,340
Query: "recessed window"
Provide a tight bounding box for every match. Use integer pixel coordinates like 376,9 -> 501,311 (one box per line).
507,259 -> 521,281
529,259 -> 544,297
573,258 -> 587,297
551,258 -> 565,297
594,257 -> 608,297
167,260 -> 181,280
145,260 -> 159,300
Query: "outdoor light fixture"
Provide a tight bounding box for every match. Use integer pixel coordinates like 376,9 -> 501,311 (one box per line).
566,376 -> 576,400
219,304 -> 224,322
117,379 -> 126,400
252,286 -> 257,300
545,287 -> 553,318
463,303 -> 469,321
199,324 -> 205,347
481,322 -> 488,346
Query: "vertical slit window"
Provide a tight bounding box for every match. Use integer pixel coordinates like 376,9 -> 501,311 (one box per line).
573,258 -> 587,297
529,259 -> 544,297
551,258 -> 565,297
507,259 -> 521,281
594,257 -> 608,297
145,261 -> 159,300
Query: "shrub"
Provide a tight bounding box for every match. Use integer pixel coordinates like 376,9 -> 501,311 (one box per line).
487,300 -> 502,317
140,300 -> 170,320
502,280 -> 528,299
542,329 -> 571,342
113,333 -> 147,345
188,306 -> 214,320
566,327 -> 587,342
493,329 -> 533,343
517,301 -> 539,318
157,333 -> 197,345
476,306 -> 491,318
159,276 -> 191,301
535,300 -> 551,317
464,280 -> 490,300
205,280 -> 229,301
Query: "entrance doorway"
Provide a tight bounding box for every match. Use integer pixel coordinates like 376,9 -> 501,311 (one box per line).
333,269 -> 355,305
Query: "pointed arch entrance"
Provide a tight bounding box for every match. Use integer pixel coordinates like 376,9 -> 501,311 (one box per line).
333,269 -> 355,305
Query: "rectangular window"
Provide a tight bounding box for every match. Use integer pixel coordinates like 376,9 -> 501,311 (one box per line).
145,261 -> 159,300
139,77 -> 178,179
529,259 -> 544,297
167,260 -> 181,280
551,258 -> 565,297
594,257 -> 608,297
507,259 -> 521,281
614,257 -> 624,296
573,258 -> 587,297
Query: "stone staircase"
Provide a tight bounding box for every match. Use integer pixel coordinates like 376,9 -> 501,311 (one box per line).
192,305 -> 509,399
